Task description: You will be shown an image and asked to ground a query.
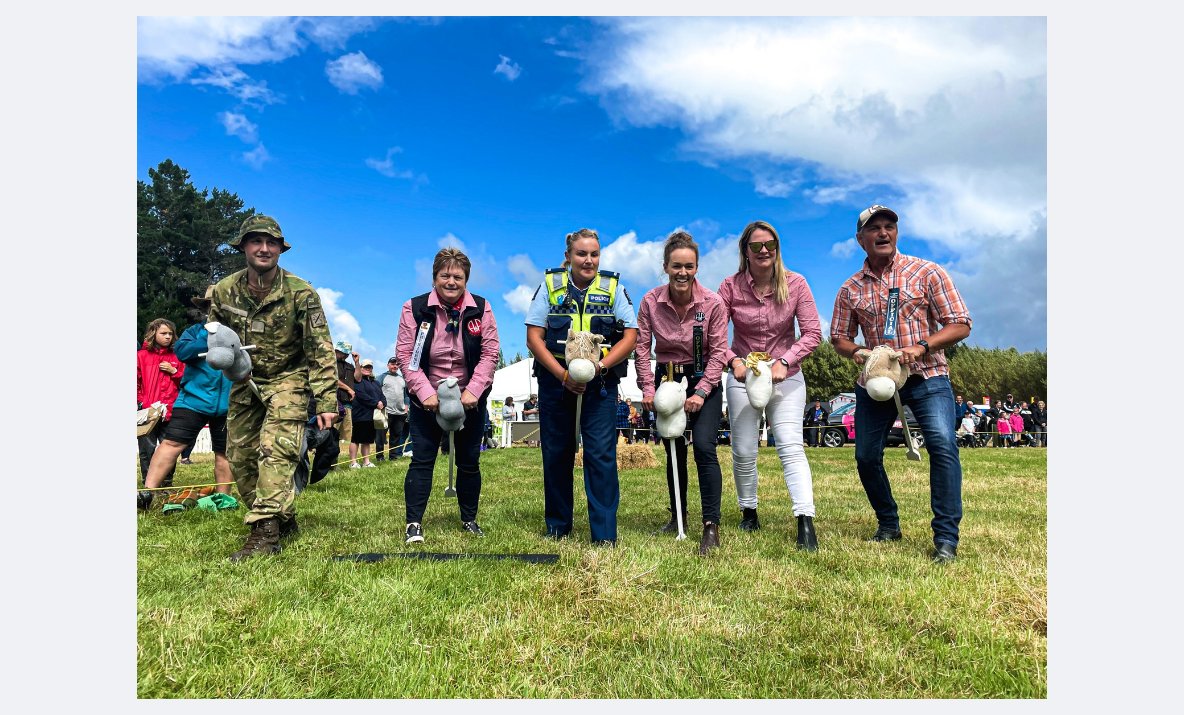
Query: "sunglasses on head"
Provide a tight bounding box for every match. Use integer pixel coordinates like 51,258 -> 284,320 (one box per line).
747,239 -> 777,253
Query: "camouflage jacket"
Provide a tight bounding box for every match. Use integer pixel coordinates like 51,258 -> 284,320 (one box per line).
210,268 -> 337,413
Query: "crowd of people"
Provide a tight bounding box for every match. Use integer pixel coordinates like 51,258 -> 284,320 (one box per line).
953,393 -> 1047,448
138,204 -> 993,564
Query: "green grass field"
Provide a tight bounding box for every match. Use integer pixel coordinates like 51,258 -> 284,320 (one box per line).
137,444 -> 1046,698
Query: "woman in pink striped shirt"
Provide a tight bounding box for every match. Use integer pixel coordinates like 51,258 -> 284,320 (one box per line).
718,220 -> 823,551
635,231 -> 729,555
395,248 -> 501,545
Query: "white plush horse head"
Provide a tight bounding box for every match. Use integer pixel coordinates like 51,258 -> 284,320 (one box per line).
435,376 -> 466,431
744,352 -> 774,410
564,329 -> 603,385
861,345 -> 909,402
654,377 -> 688,439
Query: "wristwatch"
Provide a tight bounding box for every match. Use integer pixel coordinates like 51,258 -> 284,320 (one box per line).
777,358 -> 790,367
693,388 -> 709,399
917,339 -> 931,354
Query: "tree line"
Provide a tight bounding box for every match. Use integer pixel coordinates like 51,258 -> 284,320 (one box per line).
137,159 -> 253,341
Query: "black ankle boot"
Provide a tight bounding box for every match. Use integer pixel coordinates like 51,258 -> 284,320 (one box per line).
796,515 -> 817,551
659,508 -> 689,534
738,507 -> 760,531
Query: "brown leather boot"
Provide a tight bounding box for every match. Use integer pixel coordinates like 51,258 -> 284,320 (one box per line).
699,522 -> 720,555
229,518 -> 282,562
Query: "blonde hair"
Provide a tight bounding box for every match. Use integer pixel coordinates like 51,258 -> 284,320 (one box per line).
562,228 -> 600,269
141,318 -> 177,350
737,220 -> 788,304
432,247 -> 471,281
663,230 -> 699,266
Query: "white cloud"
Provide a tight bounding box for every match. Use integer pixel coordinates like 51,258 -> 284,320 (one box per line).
599,231 -> 665,292
191,67 -> 280,106
830,238 -> 859,259
218,111 -> 258,143
505,254 -> 542,286
585,16 -> 1046,348
365,147 -> 425,182
316,287 -> 377,358
502,284 -> 537,316
494,55 -> 522,81
326,51 -> 384,94
242,143 -> 270,169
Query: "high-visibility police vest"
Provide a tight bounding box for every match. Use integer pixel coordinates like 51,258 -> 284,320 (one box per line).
540,268 -> 627,379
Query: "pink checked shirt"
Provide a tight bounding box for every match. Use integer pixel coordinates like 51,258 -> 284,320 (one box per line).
830,251 -> 972,381
396,290 -> 500,404
717,270 -> 823,376
634,281 -> 729,399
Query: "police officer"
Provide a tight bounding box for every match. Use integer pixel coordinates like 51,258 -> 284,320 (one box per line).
209,215 -> 337,561
525,228 -> 638,545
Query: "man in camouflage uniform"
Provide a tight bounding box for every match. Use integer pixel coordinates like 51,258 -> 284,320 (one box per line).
210,215 -> 337,561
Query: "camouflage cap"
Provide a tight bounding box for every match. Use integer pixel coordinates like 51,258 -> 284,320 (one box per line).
231,214 -> 291,252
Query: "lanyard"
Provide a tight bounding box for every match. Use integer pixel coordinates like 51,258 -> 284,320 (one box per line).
882,287 -> 901,340
410,321 -> 431,371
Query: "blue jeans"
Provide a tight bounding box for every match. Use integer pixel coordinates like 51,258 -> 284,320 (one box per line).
854,374 -> 963,547
537,369 -> 620,543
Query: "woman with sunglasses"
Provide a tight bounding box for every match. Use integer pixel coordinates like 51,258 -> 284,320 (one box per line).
395,248 -> 500,544
525,228 -> 638,545
718,220 -> 823,550
635,231 -> 729,555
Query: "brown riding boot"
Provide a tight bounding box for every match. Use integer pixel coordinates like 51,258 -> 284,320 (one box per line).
699,522 -> 720,556
229,518 -> 282,562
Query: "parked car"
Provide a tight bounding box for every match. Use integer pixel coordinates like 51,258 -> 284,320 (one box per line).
821,402 -> 925,449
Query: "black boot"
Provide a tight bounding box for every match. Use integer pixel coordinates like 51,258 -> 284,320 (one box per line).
738,507 -> 760,531
796,515 -> 817,551
699,522 -> 720,555
137,491 -> 153,512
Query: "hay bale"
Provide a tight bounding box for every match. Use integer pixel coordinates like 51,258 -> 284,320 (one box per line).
575,443 -> 659,470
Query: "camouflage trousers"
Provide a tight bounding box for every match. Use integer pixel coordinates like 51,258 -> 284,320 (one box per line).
227,381 -> 309,525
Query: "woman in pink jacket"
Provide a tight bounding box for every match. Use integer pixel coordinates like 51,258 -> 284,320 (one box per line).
718,220 -> 823,551
137,318 -> 184,485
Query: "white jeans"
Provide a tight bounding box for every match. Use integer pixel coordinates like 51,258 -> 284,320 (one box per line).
726,370 -> 815,517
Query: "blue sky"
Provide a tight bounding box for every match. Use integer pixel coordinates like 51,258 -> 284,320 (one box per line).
137,16 -> 1047,364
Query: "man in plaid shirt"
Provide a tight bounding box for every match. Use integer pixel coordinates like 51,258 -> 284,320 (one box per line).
830,205 -> 972,564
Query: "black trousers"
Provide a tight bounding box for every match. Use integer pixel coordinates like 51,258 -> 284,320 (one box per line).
404,401 -> 486,525
658,374 -> 724,525
137,420 -> 176,487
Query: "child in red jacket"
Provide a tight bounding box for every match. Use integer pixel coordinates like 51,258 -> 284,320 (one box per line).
137,318 -> 184,485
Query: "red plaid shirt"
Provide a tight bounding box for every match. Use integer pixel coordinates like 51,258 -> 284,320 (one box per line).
830,252 -> 971,380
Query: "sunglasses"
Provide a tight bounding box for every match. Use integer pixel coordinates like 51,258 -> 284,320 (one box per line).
747,239 -> 778,253
445,308 -> 461,334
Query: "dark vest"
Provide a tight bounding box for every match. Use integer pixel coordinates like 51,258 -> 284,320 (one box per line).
409,292 -> 492,405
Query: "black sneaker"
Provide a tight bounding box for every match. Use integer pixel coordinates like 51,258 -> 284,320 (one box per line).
461,520 -> 485,537
405,522 -> 424,544
738,508 -> 760,531
137,491 -> 153,512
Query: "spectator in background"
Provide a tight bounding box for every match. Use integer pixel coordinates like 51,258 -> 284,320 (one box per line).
137,318 -> 184,488
348,359 -> 384,468
501,396 -> 516,448
378,357 -> 408,460
1002,392 -> 1018,415
334,342 -> 360,446
996,410 -> 1013,447
1009,407 -> 1025,447
986,400 -> 1002,446
1019,401 -> 1036,447
615,395 -> 631,443
1030,399 -> 1046,446
523,394 -> 539,421
803,399 -> 829,447
630,402 -> 645,444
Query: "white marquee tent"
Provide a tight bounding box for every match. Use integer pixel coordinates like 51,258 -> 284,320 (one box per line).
486,357 -> 645,411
